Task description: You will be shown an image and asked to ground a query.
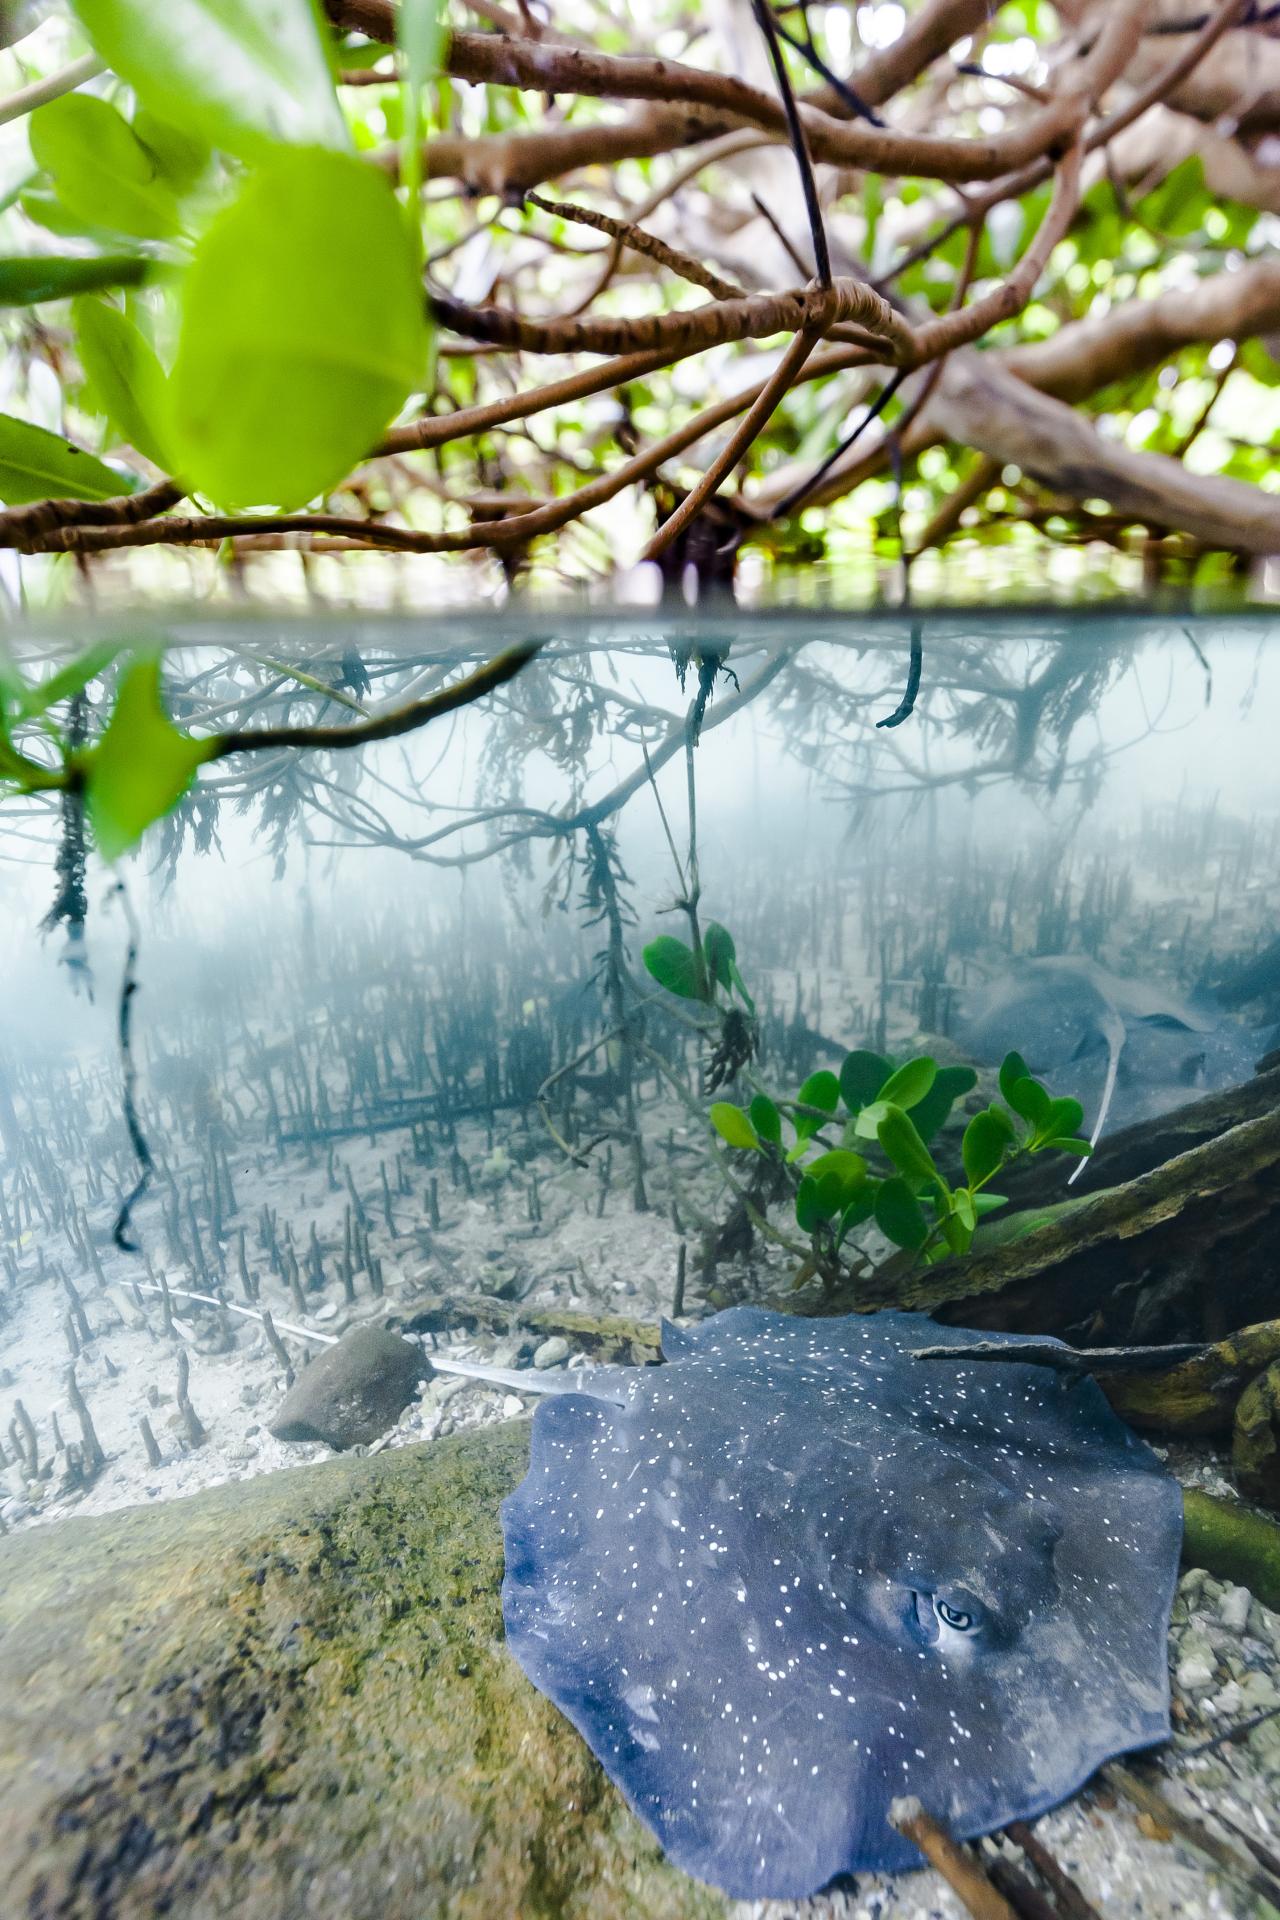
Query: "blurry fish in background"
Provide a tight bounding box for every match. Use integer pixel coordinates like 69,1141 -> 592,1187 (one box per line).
955,956 -> 1274,1165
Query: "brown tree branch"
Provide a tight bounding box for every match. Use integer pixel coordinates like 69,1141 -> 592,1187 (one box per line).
430,275 -> 912,360
523,193 -> 743,300
1002,251 -> 1280,400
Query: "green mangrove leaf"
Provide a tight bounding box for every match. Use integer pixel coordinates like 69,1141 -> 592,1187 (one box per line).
132,109 -> 213,191
836,1188 -> 876,1245
839,1049 -> 890,1111
877,1104 -> 942,1190
804,1148 -> 867,1207
642,934 -> 704,1001
874,1176 -> 929,1252
999,1050 -> 1032,1105
910,1063 -> 978,1144
73,297 -> 171,467
84,655 -> 215,859
29,96 -> 181,240
1006,1074 -> 1051,1129
962,1105 -> 1016,1186
852,1098 -> 890,1141
169,146 -> 427,509
0,414 -> 135,503
878,1055 -> 937,1112
727,958 -> 755,1015
795,1174 -> 834,1234
70,0 -> 349,160
702,921 -> 736,993
748,1093 -> 781,1146
709,1102 -> 758,1151
797,1070 -> 840,1114
1038,1096 -> 1085,1145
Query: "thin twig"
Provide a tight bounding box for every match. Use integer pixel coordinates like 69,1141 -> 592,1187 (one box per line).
748,0 -> 830,286
0,52 -> 104,128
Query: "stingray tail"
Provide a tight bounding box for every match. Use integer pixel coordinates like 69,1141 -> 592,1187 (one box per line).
430,1355 -> 634,1401
1068,1010 -> 1125,1186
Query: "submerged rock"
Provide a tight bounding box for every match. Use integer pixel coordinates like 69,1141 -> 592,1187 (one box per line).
0,1425 -> 721,1920
268,1324 -> 427,1449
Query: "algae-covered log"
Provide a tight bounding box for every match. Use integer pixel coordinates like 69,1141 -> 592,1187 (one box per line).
1181,1487 -> 1280,1612
855,1105 -> 1280,1345
0,1426 -> 723,1920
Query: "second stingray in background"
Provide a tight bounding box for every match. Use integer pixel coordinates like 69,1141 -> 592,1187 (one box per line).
955,955 -> 1273,1152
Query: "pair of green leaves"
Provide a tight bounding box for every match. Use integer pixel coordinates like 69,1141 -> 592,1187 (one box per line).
643,922 -> 754,1012
998,1052 -> 1092,1155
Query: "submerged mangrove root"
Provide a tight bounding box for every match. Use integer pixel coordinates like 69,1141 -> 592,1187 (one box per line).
1180,1487 -> 1280,1611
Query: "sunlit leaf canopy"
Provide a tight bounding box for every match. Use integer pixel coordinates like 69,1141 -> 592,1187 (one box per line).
0,0 -> 1268,609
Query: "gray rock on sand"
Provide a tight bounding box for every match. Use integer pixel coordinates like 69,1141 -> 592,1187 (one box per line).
269,1325 -> 428,1449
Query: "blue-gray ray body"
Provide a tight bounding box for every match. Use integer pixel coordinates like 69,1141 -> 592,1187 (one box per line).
956,954 -> 1267,1137
500,1307 -> 1181,1900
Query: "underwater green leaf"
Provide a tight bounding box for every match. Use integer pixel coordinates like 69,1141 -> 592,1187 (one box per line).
702,922 -> 737,993
29,96 -> 182,240
0,414 -> 136,504
795,1173 -> 836,1233
642,934 -> 704,1001
877,1056 -> 937,1112
73,297 -> 171,468
962,1106 -> 1016,1186
169,146 -> 427,509
748,1094 -> 781,1146
1038,1096 -> 1085,1145
836,1189 -> 876,1244
877,1104 -> 942,1190
909,1064 -> 978,1144
797,1071 -> 840,1114
1006,1074 -> 1051,1129
789,1070 -> 840,1154
709,1102 -> 758,1151
84,656 -> 215,859
873,1177 -> 929,1252
0,253 -> 149,306
804,1149 -> 867,1206
839,1049 -> 890,1111
999,1051 -> 1032,1105
728,958 -> 756,1016
70,0 -> 349,160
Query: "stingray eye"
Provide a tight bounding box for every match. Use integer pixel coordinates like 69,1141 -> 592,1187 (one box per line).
935,1598 -> 976,1632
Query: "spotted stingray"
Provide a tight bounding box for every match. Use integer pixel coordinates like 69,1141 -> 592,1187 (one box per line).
495,1307 -> 1182,1900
